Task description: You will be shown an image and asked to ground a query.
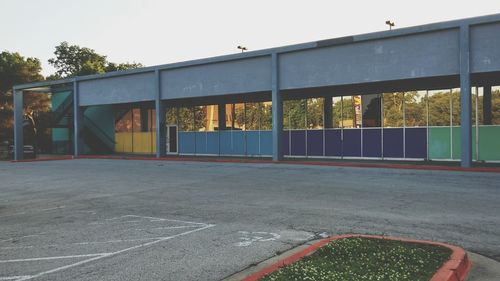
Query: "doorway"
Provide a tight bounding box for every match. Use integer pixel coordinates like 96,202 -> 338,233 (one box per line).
166,125 -> 178,154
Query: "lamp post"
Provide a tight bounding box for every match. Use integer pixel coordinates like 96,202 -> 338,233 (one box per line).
385,20 -> 395,30
237,45 -> 248,53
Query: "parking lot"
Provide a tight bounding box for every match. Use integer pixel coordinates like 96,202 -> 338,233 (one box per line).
1,159 -> 499,280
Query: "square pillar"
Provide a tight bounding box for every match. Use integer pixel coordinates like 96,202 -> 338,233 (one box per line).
459,24 -> 472,168
483,85 -> 492,125
271,53 -> 283,161
324,97 -> 333,129
73,81 -> 83,156
13,89 -> 24,160
155,70 -> 166,157
218,103 -> 226,130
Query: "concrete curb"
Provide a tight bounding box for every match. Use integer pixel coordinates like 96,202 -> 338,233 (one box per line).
10,155 -> 74,163
75,155 -> 500,173
240,234 -> 472,281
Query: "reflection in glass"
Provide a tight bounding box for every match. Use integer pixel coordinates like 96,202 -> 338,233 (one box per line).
383,92 -> 404,127
428,90 -> 451,126
362,94 -> 381,127
405,91 -> 427,127
307,98 -> 323,129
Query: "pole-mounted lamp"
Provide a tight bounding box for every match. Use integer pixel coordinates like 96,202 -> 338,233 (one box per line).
385,20 -> 395,30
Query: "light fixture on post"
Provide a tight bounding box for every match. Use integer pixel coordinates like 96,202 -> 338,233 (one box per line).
237,45 -> 248,53
385,20 -> 395,30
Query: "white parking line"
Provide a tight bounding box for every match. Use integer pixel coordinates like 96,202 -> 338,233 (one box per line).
9,222 -> 215,281
0,253 -> 111,263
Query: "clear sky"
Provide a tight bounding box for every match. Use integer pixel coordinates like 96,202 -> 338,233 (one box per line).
1,0 -> 499,76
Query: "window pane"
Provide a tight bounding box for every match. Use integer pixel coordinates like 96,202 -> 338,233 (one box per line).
132,108 -> 141,133
492,86 -> 500,125
331,97 -> 342,128
451,88 -> 461,125
245,102 -> 260,130
166,107 -> 177,125
307,98 -> 323,129
428,90 -> 450,126
206,105 -> 218,131
472,87 -> 482,125
342,96 -> 358,128
115,109 -> 132,132
194,106 -> 206,131
148,109 -> 156,131
284,99 -> 306,129
405,91 -> 427,127
225,104 -> 233,129
362,94 -> 381,127
383,92 -> 404,127
234,103 -> 245,130
261,102 -> 272,130
178,107 -> 193,131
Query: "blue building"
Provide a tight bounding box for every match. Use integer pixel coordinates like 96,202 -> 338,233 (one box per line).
13,14 -> 500,167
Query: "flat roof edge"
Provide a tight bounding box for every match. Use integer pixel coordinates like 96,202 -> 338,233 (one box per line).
13,12 -> 500,90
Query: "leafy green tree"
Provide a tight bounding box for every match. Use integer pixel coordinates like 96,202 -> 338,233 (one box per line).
48,42 -> 143,78
0,51 -> 46,142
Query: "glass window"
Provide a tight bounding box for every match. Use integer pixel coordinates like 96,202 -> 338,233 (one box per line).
245,102 -> 260,130
362,94 -> 381,127
205,105 -> 218,131
225,104 -> 233,129
194,106 -> 206,131
405,91 -> 427,127
261,102 -> 272,130
492,86 -> 500,125
284,99 -> 306,129
342,96 -> 358,128
428,89 -> 451,126
115,109 -> 132,132
147,109 -> 156,131
331,97 -> 342,128
132,108 -> 141,133
383,92 -> 404,127
472,87 -> 483,125
451,88 -> 461,125
166,107 -> 177,126
307,98 -> 323,129
178,107 -> 194,131
234,103 -> 245,130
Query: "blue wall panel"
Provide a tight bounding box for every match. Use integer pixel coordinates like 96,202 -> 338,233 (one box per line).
405,128 -> 427,158
246,131 -> 260,155
363,129 -> 382,157
206,132 -> 219,155
195,132 -> 207,154
232,131 -> 246,155
307,130 -> 324,156
179,132 -> 195,154
324,129 -> 342,156
290,130 -> 306,156
383,128 -> 404,158
260,131 -> 273,156
283,131 -> 290,156
219,131 -> 232,155
343,129 -> 361,157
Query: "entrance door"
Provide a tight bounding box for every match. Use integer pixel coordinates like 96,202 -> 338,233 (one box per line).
166,125 -> 178,154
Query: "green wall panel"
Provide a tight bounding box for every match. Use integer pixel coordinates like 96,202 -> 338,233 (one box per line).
479,126 -> 500,161
451,127 -> 477,160
428,127 -> 451,159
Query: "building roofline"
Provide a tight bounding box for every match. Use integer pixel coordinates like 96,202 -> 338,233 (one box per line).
13,12 -> 500,91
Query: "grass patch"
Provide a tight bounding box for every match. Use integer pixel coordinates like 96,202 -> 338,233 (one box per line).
259,237 -> 451,281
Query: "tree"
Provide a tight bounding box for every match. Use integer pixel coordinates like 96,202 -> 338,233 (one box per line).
0,51 -> 46,142
48,42 -> 143,78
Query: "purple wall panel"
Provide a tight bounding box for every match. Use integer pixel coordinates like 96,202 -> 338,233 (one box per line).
405,128 -> 427,158
362,129 -> 382,157
383,128 -> 404,158
325,129 -> 342,156
342,129 -> 361,157
283,131 -> 290,155
306,130 -> 324,156
291,130 -> 306,156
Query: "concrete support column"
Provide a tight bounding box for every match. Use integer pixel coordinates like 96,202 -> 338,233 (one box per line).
271,53 -> 283,161
73,81 -> 84,156
324,96 -> 333,129
218,103 -> 226,130
483,85 -> 492,125
155,70 -> 166,158
459,24 -> 472,168
13,89 -> 23,160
